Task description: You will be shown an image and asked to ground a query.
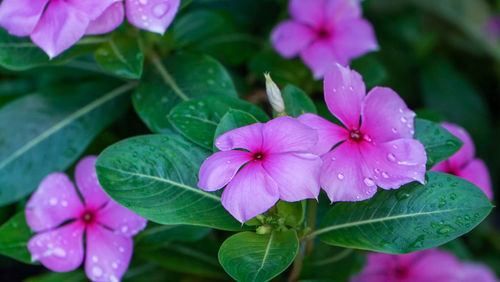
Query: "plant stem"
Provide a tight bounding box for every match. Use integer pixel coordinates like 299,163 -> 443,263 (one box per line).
305,199 -> 317,254
287,249 -> 303,282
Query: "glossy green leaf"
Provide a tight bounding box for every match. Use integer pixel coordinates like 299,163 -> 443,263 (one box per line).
0,81 -> 133,205
24,271 -> 87,282
94,34 -> 144,79
0,29 -> 106,71
276,201 -> 305,227
315,172 -> 492,254
0,212 -> 34,264
213,109 -> 260,150
169,95 -> 268,149
280,85 -> 316,117
133,52 -> 238,133
135,224 -> 211,245
218,230 -> 299,282
414,118 -> 463,168
96,134 -> 242,231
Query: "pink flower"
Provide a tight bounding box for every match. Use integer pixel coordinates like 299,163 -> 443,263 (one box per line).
298,64 -> 426,202
271,0 -> 378,79
351,249 -> 498,282
25,156 -> 147,282
197,116 -> 322,223
0,0 -> 179,58
431,123 -> 493,200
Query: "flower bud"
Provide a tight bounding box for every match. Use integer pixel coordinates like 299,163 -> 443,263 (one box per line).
264,73 -> 285,114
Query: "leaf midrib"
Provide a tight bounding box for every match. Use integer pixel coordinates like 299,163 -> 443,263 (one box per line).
152,57 -> 190,101
0,82 -> 137,171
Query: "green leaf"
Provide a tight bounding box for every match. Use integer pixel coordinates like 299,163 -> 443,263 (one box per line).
135,224 -> 211,245
314,172 -> 493,254
276,201 -> 305,227
0,81 -> 134,206
0,29 -> 106,71
24,271 -> 87,282
218,230 -> 299,282
213,109 -> 260,148
351,54 -> 388,89
94,34 -> 144,79
0,212 -> 34,264
133,52 -> 238,133
171,10 -> 259,65
281,85 -> 316,117
96,134 -> 242,231
414,118 -> 463,168
169,95 -> 268,149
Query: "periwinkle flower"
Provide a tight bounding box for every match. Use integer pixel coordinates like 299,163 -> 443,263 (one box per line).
271,0 -> 378,79
197,116 -> 322,223
26,156 -> 147,282
298,63 -> 427,202
0,0 -> 179,58
431,123 -> 493,200
351,249 -> 498,282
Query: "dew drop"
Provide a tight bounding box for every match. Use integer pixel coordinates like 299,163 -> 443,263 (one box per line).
61,200 -> 68,207
331,157 -> 336,161
382,172 -> 389,178
363,177 -> 375,187
92,255 -> 98,263
337,173 -> 344,180
121,226 -> 128,233
49,198 -> 58,206
349,86 -> 354,91
139,0 -> 148,4
392,144 -> 398,149
387,153 -> 396,162
110,275 -> 119,282
332,88 -> 337,92
152,3 -> 169,18
373,168 -> 380,174
391,128 -> 398,134
53,248 -> 66,258
363,135 -> 372,142
399,108 -> 404,113
92,266 -> 103,277
119,247 -> 125,253
400,116 -> 407,123
112,262 -> 118,269
226,160 -> 231,164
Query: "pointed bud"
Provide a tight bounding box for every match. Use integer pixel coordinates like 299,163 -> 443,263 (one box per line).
264,72 -> 285,114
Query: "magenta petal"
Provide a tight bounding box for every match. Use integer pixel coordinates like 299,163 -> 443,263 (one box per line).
263,152 -> 322,202
322,63 -> 365,129
85,225 -> 133,282
271,20 -> 316,58
457,159 -> 493,200
198,150 -> 253,192
215,123 -> 263,152
27,221 -> 85,272
440,123 -> 475,169
65,0 -> 118,20
262,116 -> 318,154
300,40 -> 340,79
350,253 -> 398,282
221,162 -> 279,222
458,262 -> 498,282
86,2 -> 125,35
25,173 -> 84,232
361,139 -> 426,189
98,201 -> 148,237
320,142 -> 376,202
332,19 -> 378,63
75,156 -> 110,209
289,0 -> 325,29
297,113 -> 348,155
30,1 -> 89,58
407,249 -> 461,280
125,0 -> 180,34
0,0 -> 48,36
361,87 -> 417,143
325,0 -> 361,24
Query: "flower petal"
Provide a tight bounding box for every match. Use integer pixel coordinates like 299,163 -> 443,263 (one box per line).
360,139 -> 427,189
65,0 -> 118,20
458,263 -> 498,282
198,150 -> 253,192
215,123 -> 263,152
97,200 -> 148,236
271,20 -> 316,58
75,156 -> 110,209
25,173 -> 84,232
86,2 -> 125,35
332,19 -> 378,64
27,221 -> 85,272
325,0 -> 362,24
440,123 -> 475,169
221,162 -> 279,222
289,0 -> 326,29
263,152 -> 322,202
320,141 -> 376,202
322,63 -> 366,129
457,159 -> 493,200
0,0 -> 49,36
351,252 -> 398,282
30,0 -> 89,58
407,249 -> 461,280
361,87 -> 416,143
300,40 -> 340,79
262,116 -> 318,154
85,225 -> 133,282
125,0 -> 180,34
297,113 -> 348,155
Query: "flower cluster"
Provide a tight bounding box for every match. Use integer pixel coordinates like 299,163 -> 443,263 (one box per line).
352,249 -> 498,282
198,63 -> 427,222
0,0 -> 180,58
25,156 -> 147,282
271,0 -> 378,78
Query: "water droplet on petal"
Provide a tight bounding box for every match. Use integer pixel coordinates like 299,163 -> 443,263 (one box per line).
400,117 -> 407,123
373,168 -> 380,174
333,88 -> 337,92
61,200 -> 68,207
49,198 -> 58,206
139,0 -> 148,4
392,144 -> 398,149
363,135 -> 372,142
92,266 -> 103,277
53,248 -> 66,258
382,172 -> 389,178
226,160 -> 231,164
337,173 -> 344,180
121,226 -> 128,233
387,153 -> 396,162
110,275 -> 119,282
112,262 -> 118,269
363,177 -> 375,186
92,255 -> 98,262
349,86 -> 354,91
331,157 -> 336,161
399,108 -> 404,113
392,128 -> 398,134
119,247 -> 125,253
152,3 -> 169,18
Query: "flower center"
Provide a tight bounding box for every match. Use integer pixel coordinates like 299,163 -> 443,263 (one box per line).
253,152 -> 265,161
349,129 -> 363,142
81,210 -> 95,225
317,28 -> 330,39
395,266 -> 408,279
